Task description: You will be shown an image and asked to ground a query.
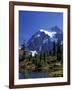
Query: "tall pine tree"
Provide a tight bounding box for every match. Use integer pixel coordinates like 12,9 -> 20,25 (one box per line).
57,39 -> 62,61
52,41 -> 56,56
21,40 -> 26,60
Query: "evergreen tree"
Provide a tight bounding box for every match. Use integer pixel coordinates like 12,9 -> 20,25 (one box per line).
60,44 -> 63,63
49,51 -> 52,56
28,54 -> 32,61
57,40 -> 62,61
40,53 -> 42,62
21,40 -> 26,60
34,54 -> 37,59
43,52 -> 46,63
46,50 -> 49,56
52,41 -> 56,56
21,40 -> 26,50
34,54 -> 37,65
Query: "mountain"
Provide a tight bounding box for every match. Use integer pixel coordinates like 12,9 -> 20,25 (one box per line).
27,26 -> 63,53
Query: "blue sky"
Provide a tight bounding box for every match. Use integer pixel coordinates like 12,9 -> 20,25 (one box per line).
19,11 -> 63,47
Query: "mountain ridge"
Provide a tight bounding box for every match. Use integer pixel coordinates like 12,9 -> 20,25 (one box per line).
27,26 -> 63,53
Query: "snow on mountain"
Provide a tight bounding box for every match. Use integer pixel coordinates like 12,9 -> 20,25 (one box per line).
36,34 -> 40,37
27,26 -> 62,53
51,38 -> 58,42
40,29 -> 56,38
30,50 -> 37,56
43,38 -> 48,44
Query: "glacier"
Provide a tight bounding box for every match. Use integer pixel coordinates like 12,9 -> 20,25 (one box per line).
40,29 -> 56,38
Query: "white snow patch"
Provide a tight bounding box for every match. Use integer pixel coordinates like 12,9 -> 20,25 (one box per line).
37,34 -> 40,37
40,29 -> 56,38
30,50 -> 37,56
51,38 -> 58,42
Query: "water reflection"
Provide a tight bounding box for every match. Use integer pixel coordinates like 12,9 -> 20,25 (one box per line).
19,71 -> 48,79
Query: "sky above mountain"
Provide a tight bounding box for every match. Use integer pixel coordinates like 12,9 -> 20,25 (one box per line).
19,10 -> 63,47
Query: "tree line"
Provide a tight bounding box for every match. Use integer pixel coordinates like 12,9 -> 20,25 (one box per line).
19,40 -> 63,65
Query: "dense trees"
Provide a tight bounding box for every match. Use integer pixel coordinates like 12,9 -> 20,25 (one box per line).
19,40 -> 27,61
19,39 -> 63,77
28,54 -> 32,61
21,40 -> 26,50
19,39 -> 63,65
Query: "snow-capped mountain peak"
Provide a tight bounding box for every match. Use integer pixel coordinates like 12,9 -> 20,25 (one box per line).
40,29 -> 56,38
27,26 -> 62,52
